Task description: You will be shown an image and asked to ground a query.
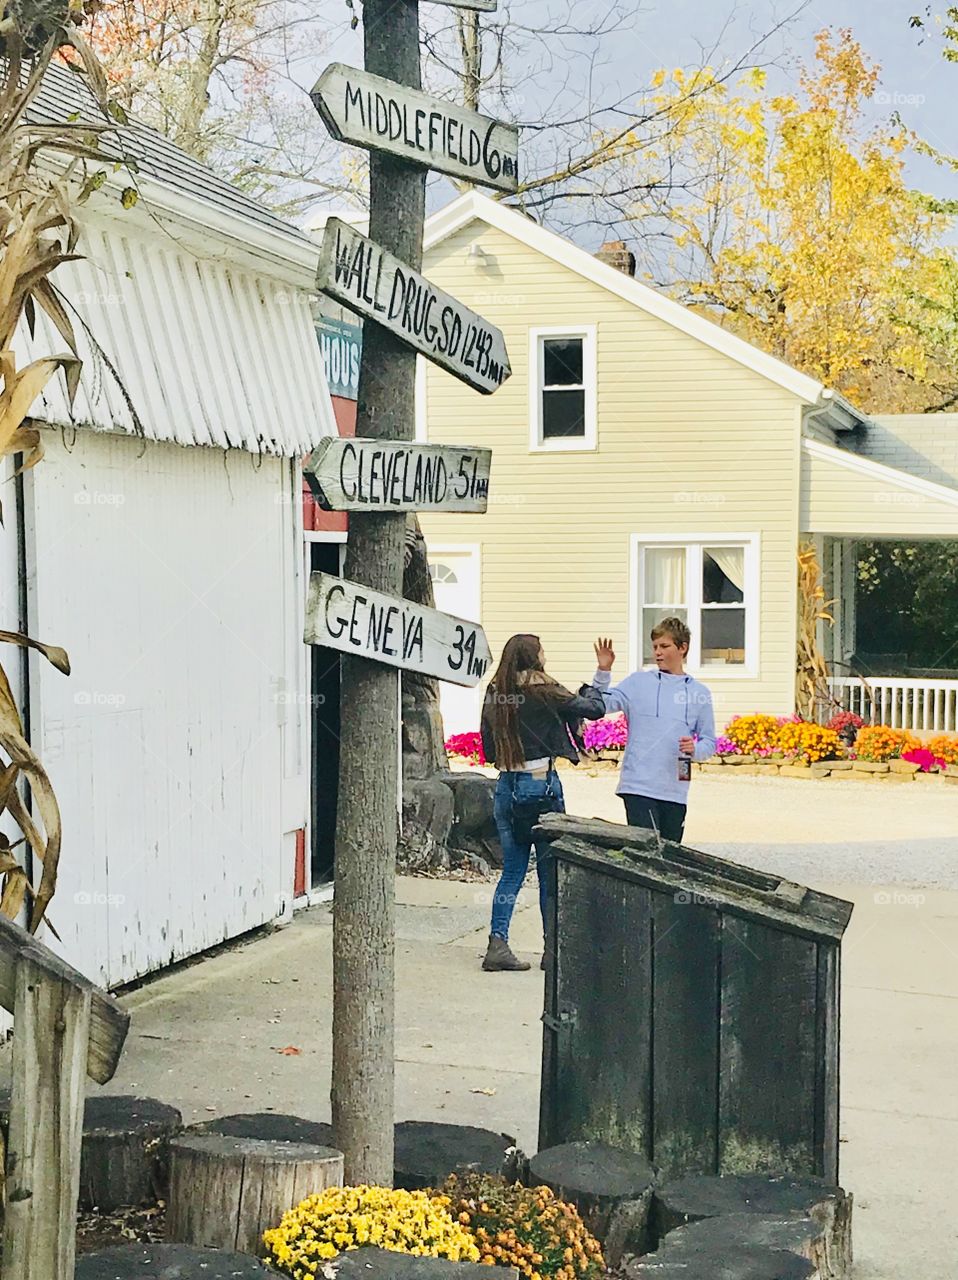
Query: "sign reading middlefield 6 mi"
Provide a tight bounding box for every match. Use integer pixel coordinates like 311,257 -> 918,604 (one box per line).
311,63 -> 518,193
317,218 -> 511,395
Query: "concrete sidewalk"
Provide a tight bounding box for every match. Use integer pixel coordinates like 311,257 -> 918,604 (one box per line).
84,871 -> 958,1280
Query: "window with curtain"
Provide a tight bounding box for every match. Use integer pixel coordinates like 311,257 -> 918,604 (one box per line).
639,540 -> 754,668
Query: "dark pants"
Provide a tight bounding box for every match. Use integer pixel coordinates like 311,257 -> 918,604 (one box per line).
490,769 -> 565,941
622,793 -> 687,843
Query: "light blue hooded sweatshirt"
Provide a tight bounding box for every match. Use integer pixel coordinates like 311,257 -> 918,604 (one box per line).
591,668 -> 717,803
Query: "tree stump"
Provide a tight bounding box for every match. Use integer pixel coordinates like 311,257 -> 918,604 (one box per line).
79,1096 -> 183,1211
191,1111 -> 335,1147
167,1133 -> 343,1255
394,1121 -> 519,1190
527,1141 -> 656,1264
75,1242 -> 274,1277
328,1246 -> 519,1280
624,1245 -> 816,1279
652,1173 -> 851,1276
0,1091 -> 181,1212
656,1214 -> 841,1280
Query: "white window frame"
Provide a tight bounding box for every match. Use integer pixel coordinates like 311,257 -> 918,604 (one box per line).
629,532 -> 761,679
529,325 -> 597,452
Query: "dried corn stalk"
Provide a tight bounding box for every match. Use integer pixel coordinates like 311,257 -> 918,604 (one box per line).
796,542 -> 836,722
0,0 -> 113,930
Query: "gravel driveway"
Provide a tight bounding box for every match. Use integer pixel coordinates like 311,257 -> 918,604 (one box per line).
554,768 -> 958,890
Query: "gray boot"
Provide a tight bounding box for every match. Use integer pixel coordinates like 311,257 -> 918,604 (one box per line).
482,934 -> 531,972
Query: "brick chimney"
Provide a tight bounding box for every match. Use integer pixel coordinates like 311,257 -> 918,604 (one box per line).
596,240 -> 636,277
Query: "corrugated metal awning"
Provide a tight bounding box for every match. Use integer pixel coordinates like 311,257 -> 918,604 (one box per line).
17,216 -> 336,456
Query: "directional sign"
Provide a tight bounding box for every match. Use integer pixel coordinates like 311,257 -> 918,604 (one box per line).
311,63 -> 518,193
305,573 -> 491,687
317,218 -> 511,395
427,0 -> 498,8
305,437 -> 492,513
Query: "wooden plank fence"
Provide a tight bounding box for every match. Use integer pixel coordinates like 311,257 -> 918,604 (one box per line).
0,913 -> 130,1280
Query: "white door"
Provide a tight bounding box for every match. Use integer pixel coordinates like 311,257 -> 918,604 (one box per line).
427,545 -> 483,737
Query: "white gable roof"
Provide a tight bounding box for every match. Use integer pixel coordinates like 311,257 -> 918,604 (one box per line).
425,191 -> 866,427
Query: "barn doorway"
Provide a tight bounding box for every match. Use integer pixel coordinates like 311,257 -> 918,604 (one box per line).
309,539 -> 343,886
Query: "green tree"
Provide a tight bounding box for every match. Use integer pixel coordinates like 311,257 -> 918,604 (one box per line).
856,541 -> 958,671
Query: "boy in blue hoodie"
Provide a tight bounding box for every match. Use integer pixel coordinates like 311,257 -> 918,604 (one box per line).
591,617 -> 716,842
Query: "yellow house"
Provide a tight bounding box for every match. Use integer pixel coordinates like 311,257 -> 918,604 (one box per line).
414,192 -> 958,736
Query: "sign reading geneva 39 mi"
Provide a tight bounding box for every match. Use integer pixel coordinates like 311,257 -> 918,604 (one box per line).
318,218 -> 511,395
312,64 -> 518,192
306,573 -> 491,687
306,438 -> 491,513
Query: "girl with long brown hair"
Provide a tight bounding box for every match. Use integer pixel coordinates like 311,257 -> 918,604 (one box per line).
479,634 -> 605,972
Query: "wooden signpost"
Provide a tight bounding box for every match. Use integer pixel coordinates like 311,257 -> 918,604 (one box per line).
305,573 -> 491,688
317,218 -> 511,395
305,438 -> 491,513
309,0 -> 510,1188
311,64 -> 518,192
0,913 -> 130,1280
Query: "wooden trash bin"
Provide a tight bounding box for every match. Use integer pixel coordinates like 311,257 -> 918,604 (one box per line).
535,815 -> 853,1183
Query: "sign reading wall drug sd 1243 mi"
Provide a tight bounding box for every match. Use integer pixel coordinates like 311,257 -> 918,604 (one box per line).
317,218 -> 511,395
305,573 -> 491,687
305,437 -> 491,513
311,63 -> 518,193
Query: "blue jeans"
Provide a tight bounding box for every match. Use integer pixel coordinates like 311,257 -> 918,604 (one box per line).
490,769 -> 565,941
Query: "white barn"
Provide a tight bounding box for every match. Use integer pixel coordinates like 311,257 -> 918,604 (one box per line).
3,68 -> 334,987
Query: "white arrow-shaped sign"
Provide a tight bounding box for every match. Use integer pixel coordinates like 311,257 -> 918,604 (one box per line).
427,0 -> 498,9
311,63 -> 518,193
305,437 -> 492,513
317,218 -> 511,395
305,573 -> 492,688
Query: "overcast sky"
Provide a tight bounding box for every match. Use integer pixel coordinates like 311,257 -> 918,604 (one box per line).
314,1 -> 958,233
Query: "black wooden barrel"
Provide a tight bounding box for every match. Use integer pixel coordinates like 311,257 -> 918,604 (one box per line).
536,815 -> 853,1182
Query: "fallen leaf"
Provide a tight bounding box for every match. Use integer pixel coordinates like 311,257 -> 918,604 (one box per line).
277,1045 -> 302,1056
470,1087 -> 496,1096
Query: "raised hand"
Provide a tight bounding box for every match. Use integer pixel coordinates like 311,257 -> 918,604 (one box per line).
594,636 -> 616,672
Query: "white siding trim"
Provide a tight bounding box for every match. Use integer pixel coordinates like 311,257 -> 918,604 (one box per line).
528,325 -> 598,452
629,532 -> 761,680
425,192 -> 868,420
803,438 -> 958,508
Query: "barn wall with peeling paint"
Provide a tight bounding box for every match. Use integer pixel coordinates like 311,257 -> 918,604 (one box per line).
24,431 -> 307,986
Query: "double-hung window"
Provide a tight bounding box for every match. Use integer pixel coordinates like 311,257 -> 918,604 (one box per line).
634,535 -> 759,674
529,326 -> 597,450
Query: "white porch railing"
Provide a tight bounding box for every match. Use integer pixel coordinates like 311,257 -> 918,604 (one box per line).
827,676 -> 958,733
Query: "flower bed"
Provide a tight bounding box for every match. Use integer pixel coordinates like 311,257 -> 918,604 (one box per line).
445,731 -> 485,766
262,1180 -> 603,1280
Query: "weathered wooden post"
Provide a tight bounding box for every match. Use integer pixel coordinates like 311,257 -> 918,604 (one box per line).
308,0 -> 517,1185
0,914 -> 129,1280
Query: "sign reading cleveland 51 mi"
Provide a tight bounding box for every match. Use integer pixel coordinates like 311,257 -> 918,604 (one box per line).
317,218 -> 511,395
311,64 -> 518,193
305,573 -> 491,687
306,437 -> 491,513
